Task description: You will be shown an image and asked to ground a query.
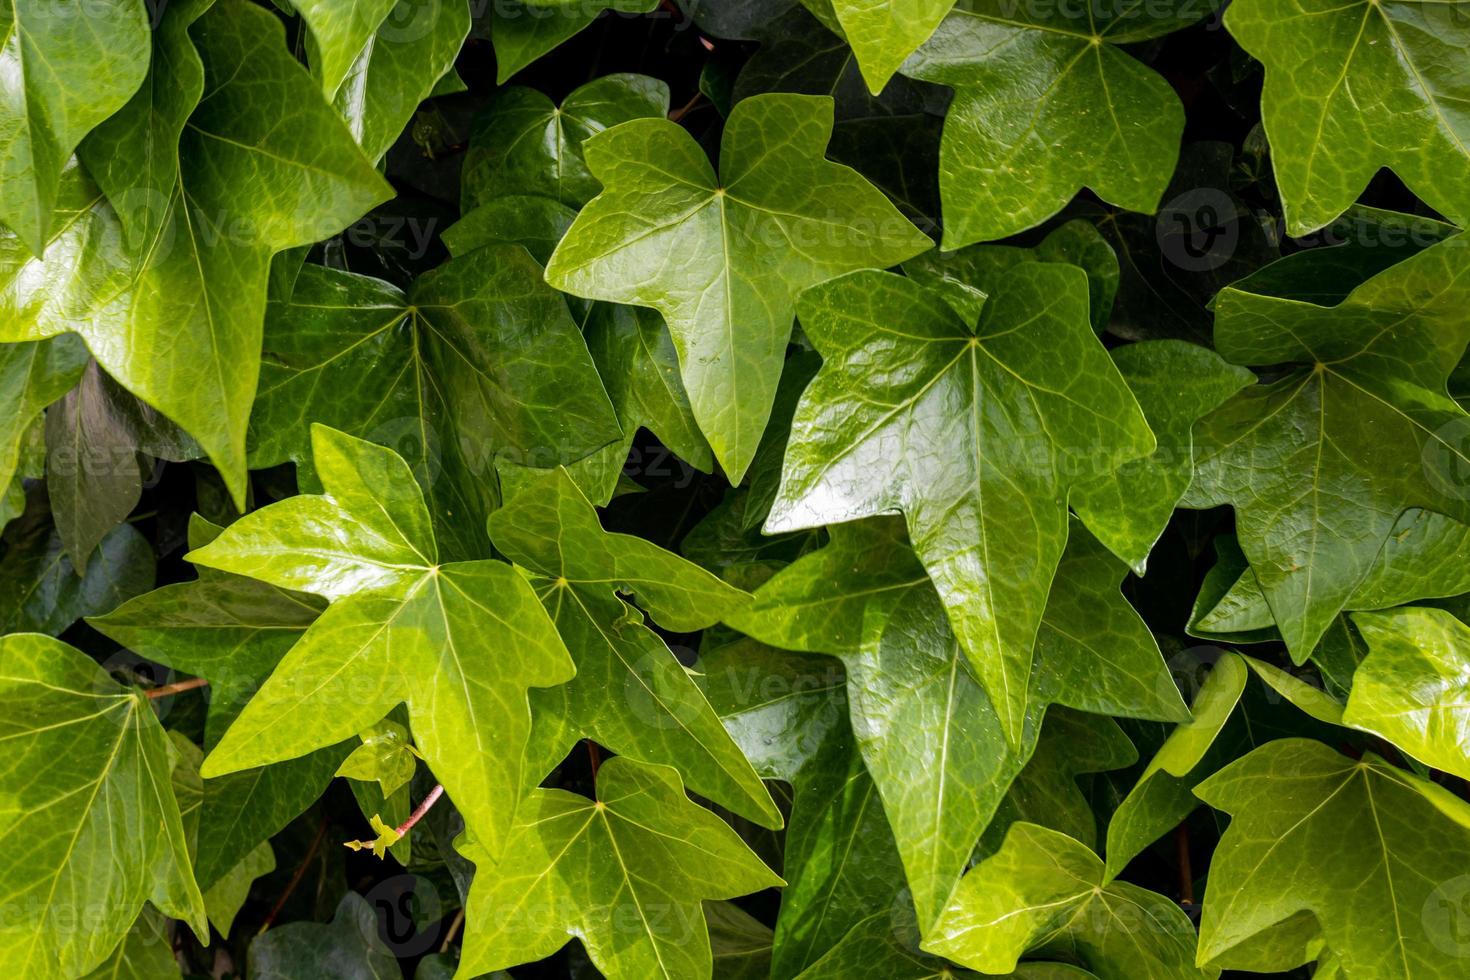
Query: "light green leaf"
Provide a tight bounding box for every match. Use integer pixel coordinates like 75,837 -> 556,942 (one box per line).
545,92 -> 932,481
0,0 -> 150,255
1069,341 -> 1254,574
490,465 -> 779,826
336,718 -> 420,797
766,267 -> 1154,742
1226,0 -> 1470,235
1185,233 -> 1470,661
0,0 -> 392,505
291,0 -> 401,96
901,0 -> 1211,247
1195,739 -> 1470,978
202,840 -> 275,937
462,73 -> 669,210
826,0 -> 957,94
923,822 -> 1212,979
456,757 -> 782,980
248,251 -> 621,559
81,907 -> 180,980
191,426 -> 575,860
1350,607 -> 1470,780
0,634 -> 205,976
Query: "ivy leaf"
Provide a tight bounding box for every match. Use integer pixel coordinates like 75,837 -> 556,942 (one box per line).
248,249 -> 621,558
901,0 -> 1211,248
89,513 -> 342,888
189,426 -> 576,860
80,907 -> 179,980
1,490 -> 155,635
0,0 -> 151,256
766,266 -> 1154,742
248,892 -> 398,979
1349,607 -> 1470,781
923,822 -> 1212,979
328,0 -> 473,162
1069,341 -> 1254,574
488,465 -> 780,827
0,335 -> 87,493
699,637 -> 899,977
708,901 -> 774,980
489,0 -> 659,83
0,634 -> 206,976
462,73 -> 670,210
1184,234 -> 1470,661
1195,738 -> 1470,977
202,840 -> 275,937
545,92 -> 932,481
1226,0 -> 1470,235
823,0 -> 957,94
290,0 -> 401,96
0,0 -> 391,505
456,757 -> 782,979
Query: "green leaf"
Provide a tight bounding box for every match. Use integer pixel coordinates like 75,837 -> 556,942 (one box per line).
248,249 -> 621,558
462,73 -> 670,210
488,0 -> 659,83
1,494 -> 155,635
1103,652 -> 1248,879
1226,0 -> 1470,235
456,757 -> 782,979
191,426 -> 575,860
707,900 -> 774,980
545,92 -> 932,481
1349,607 -> 1470,780
0,0 -> 151,256
1195,739 -> 1470,977
202,840 -> 275,937
1185,233 -> 1470,661
328,0 -> 473,162
923,822 -> 1211,978
490,465 -> 778,826
290,0 -> 401,96
901,0 -> 1210,248
248,892 -> 398,979
0,0 -> 392,505
0,335 -> 87,493
766,266 -> 1154,742
1069,341 -> 1254,573
336,718 -> 420,797
826,0 -> 957,94
81,907 -> 180,980
0,634 -> 206,975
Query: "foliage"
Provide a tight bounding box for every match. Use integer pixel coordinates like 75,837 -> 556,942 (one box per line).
5,1 -> 1470,978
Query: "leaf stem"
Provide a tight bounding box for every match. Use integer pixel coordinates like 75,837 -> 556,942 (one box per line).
145,676 -> 209,700
1175,822 -> 1195,907
396,783 -> 445,838
585,739 -> 601,779
440,907 -> 465,953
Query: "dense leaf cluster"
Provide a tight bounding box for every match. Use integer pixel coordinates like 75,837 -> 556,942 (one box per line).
4,1 -> 1470,978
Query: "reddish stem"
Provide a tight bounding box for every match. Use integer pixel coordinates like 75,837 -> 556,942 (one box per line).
396,784 -> 445,838
145,676 -> 209,700
585,740 -> 602,779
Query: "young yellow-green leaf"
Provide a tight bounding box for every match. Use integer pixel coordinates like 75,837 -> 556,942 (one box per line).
488,0 -> 659,83
1349,607 -> 1470,780
462,73 -> 670,210
336,718 -> 420,797
1069,341 -> 1254,574
0,0 -> 150,256
901,0 -> 1213,248
0,634 -> 206,976
490,465 -> 779,827
248,250 -> 621,558
0,0 -> 392,506
190,426 -> 575,860
1195,739 -> 1470,978
923,822 -> 1212,979
545,93 -> 932,481
329,0 -> 472,162
1103,652 -> 1248,879
824,0 -> 957,94
456,757 -> 782,980
1226,0 -> 1470,236
766,267 -> 1154,743
1185,234 -> 1470,662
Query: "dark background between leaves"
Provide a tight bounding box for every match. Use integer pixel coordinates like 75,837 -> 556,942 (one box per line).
26,0 -> 1444,976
